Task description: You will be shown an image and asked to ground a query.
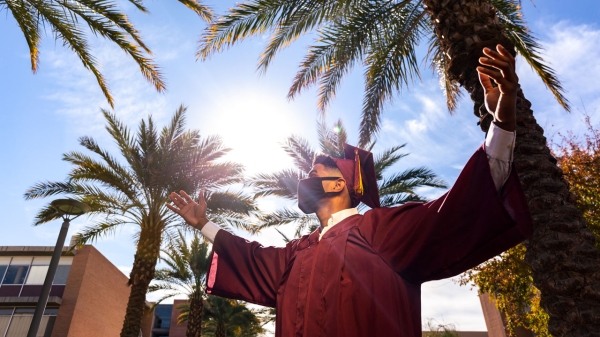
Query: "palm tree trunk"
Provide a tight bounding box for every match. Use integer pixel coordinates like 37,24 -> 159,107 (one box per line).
186,293 -> 204,337
423,0 -> 600,335
215,322 -> 226,337
120,227 -> 162,337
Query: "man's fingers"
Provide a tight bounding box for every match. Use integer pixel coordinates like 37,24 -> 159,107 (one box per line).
166,203 -> 180,214
477,67 -> 510,87
479,57 -> 509,73
496,44 -> 516,69
169,192 -> 187,208
180,190 -> 195,204
483,46 -> 509,62
477,69 -> 494,92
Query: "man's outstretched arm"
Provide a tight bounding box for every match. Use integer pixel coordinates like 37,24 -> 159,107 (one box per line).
359,45 -> 533,283
480,44 -> 520,192
167,191 -> 288,307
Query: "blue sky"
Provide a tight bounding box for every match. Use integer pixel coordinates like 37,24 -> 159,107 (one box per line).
1,0 -> 600,332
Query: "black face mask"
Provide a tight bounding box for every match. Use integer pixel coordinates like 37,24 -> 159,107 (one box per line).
297,177 -> 341,214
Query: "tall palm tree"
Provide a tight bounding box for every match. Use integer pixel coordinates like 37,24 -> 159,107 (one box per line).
23,106 -> 257,337
200,296 -> 263,337
248,119 -> 447,238
149,231 -> 210,337
1,0 -> 212,108
197,1 -> 600,335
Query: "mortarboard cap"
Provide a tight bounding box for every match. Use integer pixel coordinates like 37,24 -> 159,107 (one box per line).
331,144 -> 381,209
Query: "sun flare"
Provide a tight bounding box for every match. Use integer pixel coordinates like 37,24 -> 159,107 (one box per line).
205,90 -> 306,175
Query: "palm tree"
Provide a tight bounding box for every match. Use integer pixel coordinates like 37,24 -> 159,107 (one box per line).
248,119 -> 447,238
23,106 -> 257,337
1,0 -> 212,108
197,1 -> 600,335
200,296 -> 263,337
149,231 -> 210,337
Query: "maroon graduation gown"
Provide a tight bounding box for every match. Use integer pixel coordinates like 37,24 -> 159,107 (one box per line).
205,146 -> 533,337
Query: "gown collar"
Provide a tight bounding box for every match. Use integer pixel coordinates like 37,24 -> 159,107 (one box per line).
319,208 -> 359,240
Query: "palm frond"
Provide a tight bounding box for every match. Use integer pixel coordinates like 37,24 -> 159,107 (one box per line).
317,119 -> 346,158
255,207 -> 319,237
70,217 -> 130,248
259,0 -> 357,72
246,169 -> 304,199
426,33 -> 462,113
197,0 -> 286,60
5,0 -> 41,72
177,0 -> 213,21
282,135 -> 315,173
206,190 -> 258,215
26,0 -> 117,106
126,0 -> 148,13
380,193 -> 425,207
31,204 -> 62,226
274,228 -> 292,243
360,3 -> 426,147
379,167 -> 448,195
491,0 -> 569,111
373,144 -> 409,180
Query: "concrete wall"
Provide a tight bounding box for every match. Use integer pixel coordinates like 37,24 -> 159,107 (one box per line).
51,245 -> 131,337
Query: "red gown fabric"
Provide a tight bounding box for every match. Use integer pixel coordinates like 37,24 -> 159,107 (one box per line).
205,146 -> 533,337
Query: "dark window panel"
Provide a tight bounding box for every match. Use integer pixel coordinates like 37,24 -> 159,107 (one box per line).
0,265 -> 8,281
14,308 -> 35,314
43,308 -> 58,316
3,265 -> 29,284
52,266 -> 70,285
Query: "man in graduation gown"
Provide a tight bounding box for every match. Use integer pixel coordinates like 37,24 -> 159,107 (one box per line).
167,45 -> 533,337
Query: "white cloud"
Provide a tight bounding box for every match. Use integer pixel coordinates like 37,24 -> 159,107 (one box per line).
518,21 -> 600,141
422,279 -> 486,331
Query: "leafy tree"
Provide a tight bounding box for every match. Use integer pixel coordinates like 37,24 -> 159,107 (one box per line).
197,1 -> 600,334
1,0 -> 212,107
149,231 -> 211,337
24,106 -> 257,337
248,119 -> 447,238
460,114 -> 600,336
555,114 -> 600,245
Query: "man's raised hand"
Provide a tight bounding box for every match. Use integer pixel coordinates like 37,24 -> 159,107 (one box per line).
477,44 -> 519,132
167,190 -> 209,230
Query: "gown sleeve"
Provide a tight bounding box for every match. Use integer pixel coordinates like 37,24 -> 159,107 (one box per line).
358,145 -> 533,283
205,230 -> 295,307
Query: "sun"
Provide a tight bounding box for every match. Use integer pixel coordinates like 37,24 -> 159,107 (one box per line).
204,89 -> 306,175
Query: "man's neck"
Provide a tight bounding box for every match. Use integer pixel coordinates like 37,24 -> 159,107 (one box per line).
315,204 -> 352,228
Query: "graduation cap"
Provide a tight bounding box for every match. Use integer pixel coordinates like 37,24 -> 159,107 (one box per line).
332,144 -> 381,209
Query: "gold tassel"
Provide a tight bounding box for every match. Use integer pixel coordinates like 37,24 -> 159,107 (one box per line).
355,149 -> 364,195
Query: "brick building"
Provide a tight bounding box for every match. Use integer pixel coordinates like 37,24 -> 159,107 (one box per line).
0,244 -> 156,337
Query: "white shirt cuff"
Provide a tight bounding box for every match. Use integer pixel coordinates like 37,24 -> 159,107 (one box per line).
200,221 -> 221,243
485,123 -> 515,162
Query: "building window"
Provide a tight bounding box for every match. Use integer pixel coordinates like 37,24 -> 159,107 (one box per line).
0,309 -> 12,337
25,266 -> 49,285
153,305 -> 172,330
2,266 -> 29,285
52,266 -> 70,285
0,308 -> 57,337
5,308 -> 34,337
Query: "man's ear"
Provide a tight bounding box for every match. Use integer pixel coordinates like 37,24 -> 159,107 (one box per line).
332,178 -> 346,193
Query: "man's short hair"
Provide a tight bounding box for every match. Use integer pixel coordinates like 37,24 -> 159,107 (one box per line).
313,154 -> 341,173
